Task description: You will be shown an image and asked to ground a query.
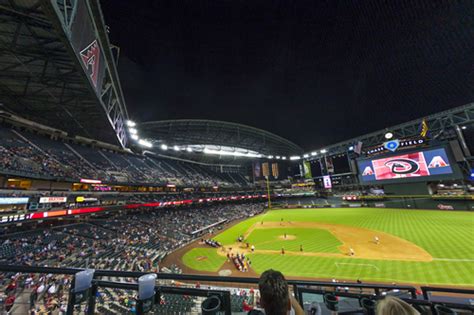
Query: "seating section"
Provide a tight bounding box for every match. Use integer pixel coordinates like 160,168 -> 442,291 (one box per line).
0,125 -> 251,187
0,202 -> 263,314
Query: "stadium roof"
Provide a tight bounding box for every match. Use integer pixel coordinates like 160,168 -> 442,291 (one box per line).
0,0 -> 129,147
139,119 -> 303,157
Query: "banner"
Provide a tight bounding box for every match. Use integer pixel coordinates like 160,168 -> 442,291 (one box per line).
70,0 -> 106,94
303,161 -> 312,179
354,141 -> 363,155
0,197 -> 29,205
323,175 -> 332,189
262,162 -> 270,178
271,163 -> 279,179
80,178 -> 102,184
420,119 -> 429,138
325,156 -> 334,174
253,162 -> 261,178
39,197 -> 67,204
76,197 -> 98,203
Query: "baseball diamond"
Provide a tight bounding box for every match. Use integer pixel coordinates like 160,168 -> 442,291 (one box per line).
179,208 -> 474,286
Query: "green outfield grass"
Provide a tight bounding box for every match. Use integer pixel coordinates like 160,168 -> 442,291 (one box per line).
182,248 -> 226,272
183,208 -> 474,286
245,227 -> 341,253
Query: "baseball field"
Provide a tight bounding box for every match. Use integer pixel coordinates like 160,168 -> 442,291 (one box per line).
181,208 -> 474,286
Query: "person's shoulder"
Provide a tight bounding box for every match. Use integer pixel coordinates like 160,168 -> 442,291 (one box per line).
247,309 -> 265,315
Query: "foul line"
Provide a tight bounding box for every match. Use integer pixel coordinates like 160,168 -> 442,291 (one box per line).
335,262 -> 380,270
433,258 -> 474,262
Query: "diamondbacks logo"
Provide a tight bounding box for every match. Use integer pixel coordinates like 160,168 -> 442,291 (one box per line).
80,39 -> 100,88
384,158 -> 419,174
427,156 -> 448,168
362,166 -> 374,176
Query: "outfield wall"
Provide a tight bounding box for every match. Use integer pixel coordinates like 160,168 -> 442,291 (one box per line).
278,196 -> 474,211
364,197 -> 474,211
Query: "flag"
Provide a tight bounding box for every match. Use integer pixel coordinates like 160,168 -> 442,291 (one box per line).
420,119 -> 429,138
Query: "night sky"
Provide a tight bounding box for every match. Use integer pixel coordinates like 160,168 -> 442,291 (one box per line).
100,0 -> 474,150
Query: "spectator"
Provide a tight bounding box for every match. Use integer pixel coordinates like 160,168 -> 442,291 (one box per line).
256,269 -> 304,315
376,296 -> 420,315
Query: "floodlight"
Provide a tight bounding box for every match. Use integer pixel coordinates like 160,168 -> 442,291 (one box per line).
384,132 -> 393,139
311,152 -> 317,156
290,156 -> 301,160
161,144 -> 168,150
348,146 -> 354,151
129,128 -> 138,135
173,145 -> 180,151
130,134 -> 139,140
138,139 -> 152,148
186,147 -> 193,152
320,149 -> 327,154
126,120 -> 136,127
461,126 -> 467,130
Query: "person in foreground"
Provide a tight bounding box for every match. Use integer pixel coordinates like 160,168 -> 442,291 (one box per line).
376,296 -> 420,315
250,269 -> 304,315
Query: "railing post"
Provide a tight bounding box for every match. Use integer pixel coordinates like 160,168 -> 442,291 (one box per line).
86,282 -> 98,315
223,291 -> 232,315
66,277 -> 76,315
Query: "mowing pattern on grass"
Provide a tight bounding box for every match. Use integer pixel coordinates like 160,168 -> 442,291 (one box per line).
193,208 -> 474,286
245,228 -> 341,253
181,248 -> 226,272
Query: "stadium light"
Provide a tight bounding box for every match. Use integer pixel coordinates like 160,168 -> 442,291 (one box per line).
138,139 -> 152,148
161,144 -> 168,150
186,147 -> 193,152
311,152 -> 317,156
290,156 -> 300,160
268,155 -> 274,159
461,126 -> 467,130
320,149 -> 327,154
303,154 -> 309,158
276,156 -> 281,159
203,148 -> 261,158
348,146 -> 354,151
130,134 -> 139,141
129,128 -> 138,135
126,120 -> 136,127
385,132 -> 393,139
282,157 -> 287,160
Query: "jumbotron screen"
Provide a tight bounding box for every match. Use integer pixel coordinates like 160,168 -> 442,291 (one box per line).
358,148 -> 454,183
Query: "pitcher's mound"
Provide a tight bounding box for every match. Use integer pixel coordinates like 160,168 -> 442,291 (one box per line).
278,234 -> 296,240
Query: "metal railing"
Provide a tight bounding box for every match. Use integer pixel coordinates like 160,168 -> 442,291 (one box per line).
0,264 -> 472,315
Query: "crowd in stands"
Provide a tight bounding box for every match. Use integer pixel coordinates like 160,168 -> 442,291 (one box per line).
0,125 -> 251,188
0,202 -> 263,313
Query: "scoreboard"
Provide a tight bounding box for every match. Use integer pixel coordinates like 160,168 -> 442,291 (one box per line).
358,147 -> 457,183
